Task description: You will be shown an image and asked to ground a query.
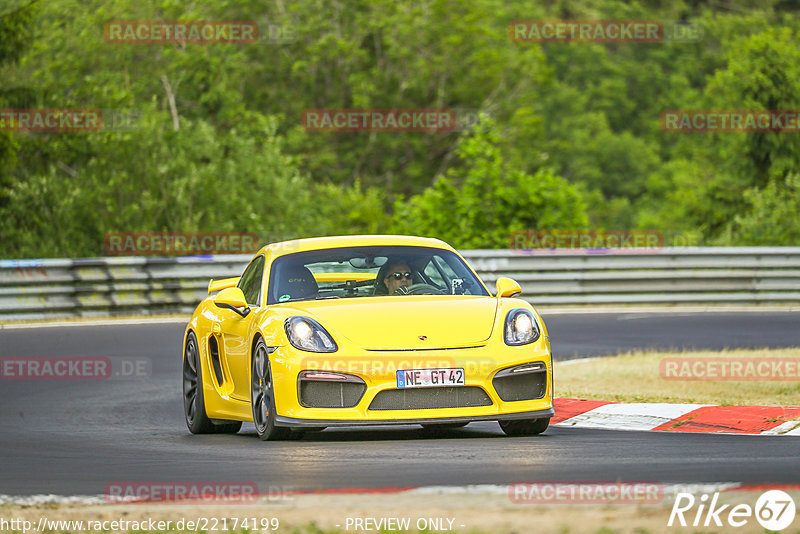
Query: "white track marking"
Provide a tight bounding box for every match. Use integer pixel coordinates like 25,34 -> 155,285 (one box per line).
558,403 -> 711,431
762,420 -> 800,435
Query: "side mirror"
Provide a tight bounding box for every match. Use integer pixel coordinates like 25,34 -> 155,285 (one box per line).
495,277 -> 522,298
208,276 -> 241,294
214,287 -> 250,318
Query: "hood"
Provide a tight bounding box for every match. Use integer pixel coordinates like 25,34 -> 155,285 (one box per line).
295,296 -> 499,350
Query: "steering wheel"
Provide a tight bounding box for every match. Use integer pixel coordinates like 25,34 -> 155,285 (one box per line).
394,283 -> 445,295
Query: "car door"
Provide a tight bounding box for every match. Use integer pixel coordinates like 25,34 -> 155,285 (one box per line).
217,254 -> 265,401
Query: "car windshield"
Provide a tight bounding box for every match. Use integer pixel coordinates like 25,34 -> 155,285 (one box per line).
267,245 -> 489,304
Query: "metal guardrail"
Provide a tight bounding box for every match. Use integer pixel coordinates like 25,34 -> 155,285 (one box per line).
1,247 -> 800,321
471,247 -> 800,306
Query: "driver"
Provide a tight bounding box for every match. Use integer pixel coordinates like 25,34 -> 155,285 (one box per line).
374,260 -> 415,295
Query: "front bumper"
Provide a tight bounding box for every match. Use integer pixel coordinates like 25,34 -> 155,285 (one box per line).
275,407 -> 555,428
269,339 -> 554,425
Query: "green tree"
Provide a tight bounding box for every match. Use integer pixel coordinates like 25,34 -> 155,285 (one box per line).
5,0 -> 800,256
0,109 -> 322,257
721,174 -> 800,245
0,0 -> 37,206
394,118 -> 588,248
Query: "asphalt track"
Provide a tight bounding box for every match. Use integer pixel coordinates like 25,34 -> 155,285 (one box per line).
1,311 -> 799,496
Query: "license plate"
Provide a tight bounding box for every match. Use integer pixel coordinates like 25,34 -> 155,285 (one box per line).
396,368 -> 465,388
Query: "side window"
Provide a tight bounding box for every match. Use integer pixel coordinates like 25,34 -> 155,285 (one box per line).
423,258 -> 447,289
433,255 -> 459,280
238,255 -> 265,306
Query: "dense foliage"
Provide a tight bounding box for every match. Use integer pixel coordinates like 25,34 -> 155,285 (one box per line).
1,0 -> 799,257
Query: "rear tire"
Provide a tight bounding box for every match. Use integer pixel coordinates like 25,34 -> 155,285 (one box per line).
183,332 -> 241,434
499,417 -> 549,437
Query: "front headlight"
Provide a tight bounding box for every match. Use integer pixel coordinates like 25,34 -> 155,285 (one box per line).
504,309 -> 540,346
284,316 -> 338,353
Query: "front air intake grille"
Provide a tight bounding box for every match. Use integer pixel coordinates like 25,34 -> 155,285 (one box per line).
368,386 -> 492,411
492,363 -> 547,402
299,380 -> 366,408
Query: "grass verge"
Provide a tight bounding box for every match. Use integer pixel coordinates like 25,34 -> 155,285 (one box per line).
557,347 -> 800,406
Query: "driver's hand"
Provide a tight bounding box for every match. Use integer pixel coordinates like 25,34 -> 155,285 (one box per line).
393,286 -> 410,295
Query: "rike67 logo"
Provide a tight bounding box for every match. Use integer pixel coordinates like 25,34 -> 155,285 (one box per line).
668,490 -> 796,531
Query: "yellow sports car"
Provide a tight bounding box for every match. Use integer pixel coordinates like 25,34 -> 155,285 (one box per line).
182,235 -> 554,439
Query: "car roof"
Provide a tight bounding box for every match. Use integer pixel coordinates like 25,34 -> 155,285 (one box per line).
261,234 -> 452,258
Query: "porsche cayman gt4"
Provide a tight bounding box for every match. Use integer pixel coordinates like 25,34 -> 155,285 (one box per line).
182,235 -> 554,439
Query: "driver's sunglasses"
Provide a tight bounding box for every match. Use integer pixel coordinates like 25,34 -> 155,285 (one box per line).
387,272 -> 413,280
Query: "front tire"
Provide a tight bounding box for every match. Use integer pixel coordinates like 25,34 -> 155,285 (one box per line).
251,339 -> 291,441
183,332 -> 242,434
499,417 -> 550,437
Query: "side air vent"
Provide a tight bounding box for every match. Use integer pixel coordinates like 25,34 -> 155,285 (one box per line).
208,336 -> 224,386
